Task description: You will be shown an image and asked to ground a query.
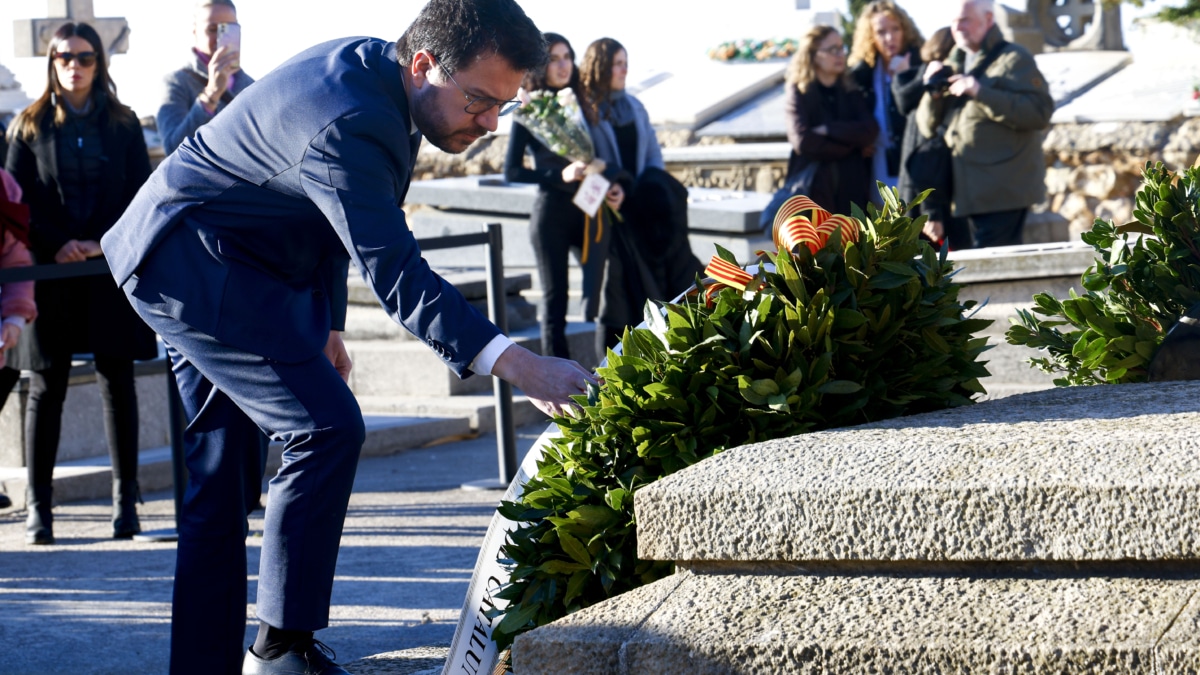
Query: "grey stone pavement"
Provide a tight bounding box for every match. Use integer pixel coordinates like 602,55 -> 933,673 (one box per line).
0,422 -> 552,675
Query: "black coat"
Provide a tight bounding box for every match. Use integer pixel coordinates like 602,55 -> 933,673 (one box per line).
894,62 -> 950,221
598,167 -> 702,329
5,106 -> 157,368
784,81 -> 878,216
850,49 -> 922,178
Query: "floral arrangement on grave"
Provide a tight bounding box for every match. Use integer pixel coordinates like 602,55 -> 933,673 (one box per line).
487,187 -> 993,650
512,88 -> 619,261
708,37 -> 798,62
1007,162 -> 1200,385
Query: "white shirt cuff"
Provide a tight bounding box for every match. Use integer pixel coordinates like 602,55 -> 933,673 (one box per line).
469,334 -> 514,376
2,316 -> 26,329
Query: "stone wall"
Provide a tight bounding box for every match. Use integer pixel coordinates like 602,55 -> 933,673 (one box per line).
1042,117 -> 1200,240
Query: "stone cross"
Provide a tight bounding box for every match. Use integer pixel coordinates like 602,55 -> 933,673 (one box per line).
1046,0 -> 1097,42
13,0 -> 131,58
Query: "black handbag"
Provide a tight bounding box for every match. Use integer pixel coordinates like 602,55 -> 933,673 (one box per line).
759,161 -> 820,233
904,127 -> 952,202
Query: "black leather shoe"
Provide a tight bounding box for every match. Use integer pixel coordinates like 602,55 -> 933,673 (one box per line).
0,492 -> 11,509
242,640 -> 351,675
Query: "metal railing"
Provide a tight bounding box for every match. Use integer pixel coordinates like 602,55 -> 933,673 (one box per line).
0,222 -> 517,534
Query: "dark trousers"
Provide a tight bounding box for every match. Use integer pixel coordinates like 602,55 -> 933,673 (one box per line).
0,367 -> 18,415
949,208 -> 1028,250
529,190 -> 605,359
128,292 -> 365,675
24,354 -> 139,486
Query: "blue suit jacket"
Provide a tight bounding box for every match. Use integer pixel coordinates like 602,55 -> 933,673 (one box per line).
102,38 -> 499,374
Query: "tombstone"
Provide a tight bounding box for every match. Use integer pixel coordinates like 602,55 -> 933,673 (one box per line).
997,0 -> 1125,55
13,0 -> 131,58
0,64 -> 32,122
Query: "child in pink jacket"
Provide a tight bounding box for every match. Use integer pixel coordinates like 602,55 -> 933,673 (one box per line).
0,168 -> 38,509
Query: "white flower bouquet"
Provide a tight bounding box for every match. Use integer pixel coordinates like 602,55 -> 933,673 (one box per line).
512,88 -> 595,163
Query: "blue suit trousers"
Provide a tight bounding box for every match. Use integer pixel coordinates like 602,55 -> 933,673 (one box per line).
126,285 -> 366,675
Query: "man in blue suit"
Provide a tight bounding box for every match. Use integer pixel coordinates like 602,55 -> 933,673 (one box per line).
101,1 -> 593,673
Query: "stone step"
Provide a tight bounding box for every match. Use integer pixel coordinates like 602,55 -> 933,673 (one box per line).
0,358 -> 173,468
356,392 -> 551,433
0,413 -> 470,510
513,567 -> 1200,675
345,269 -> 539,338
345,321 -> 600,399
635,381 -> 1200,564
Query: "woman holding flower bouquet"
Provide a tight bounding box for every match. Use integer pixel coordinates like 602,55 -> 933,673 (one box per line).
505,32 -> 623,360
580,37 -> 701,356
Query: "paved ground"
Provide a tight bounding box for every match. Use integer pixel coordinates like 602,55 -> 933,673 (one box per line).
0,422 -> 552,675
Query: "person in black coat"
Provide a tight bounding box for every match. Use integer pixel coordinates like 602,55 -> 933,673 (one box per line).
579,37 -> 702,355
848,0 -> 924,194
6,22 -> 155,544
505,32 -> 623,359
895,27 -> 957,244
782,25 -> 879,216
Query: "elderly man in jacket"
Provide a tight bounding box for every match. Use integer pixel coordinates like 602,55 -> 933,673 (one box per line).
918,0 -> 1053,249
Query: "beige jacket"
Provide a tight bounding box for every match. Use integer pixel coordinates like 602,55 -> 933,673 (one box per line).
918,25 -> 1053,217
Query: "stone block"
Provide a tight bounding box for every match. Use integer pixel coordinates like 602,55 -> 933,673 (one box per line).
0,360 -> 171,468
514,569 -> 1200,675
635,381 -> 1200,564
948,242 -> 1094,286
1069,164 -> 1118,199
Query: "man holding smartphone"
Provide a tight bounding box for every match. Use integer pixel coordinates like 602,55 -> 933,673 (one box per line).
156,0 -> 254,155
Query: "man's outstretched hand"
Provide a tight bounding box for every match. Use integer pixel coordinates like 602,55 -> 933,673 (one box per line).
491,344 -> 598,418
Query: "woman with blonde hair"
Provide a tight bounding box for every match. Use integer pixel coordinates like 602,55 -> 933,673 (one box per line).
6,22 -> 156,544
773,24 -> 877,218
849,0 -> 924,192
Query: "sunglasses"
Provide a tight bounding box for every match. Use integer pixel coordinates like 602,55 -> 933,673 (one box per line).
53,51 -> 98,68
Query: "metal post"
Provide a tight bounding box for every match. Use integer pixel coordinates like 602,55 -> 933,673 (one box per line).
133,361 -> 187,542
462,222 -> 517,491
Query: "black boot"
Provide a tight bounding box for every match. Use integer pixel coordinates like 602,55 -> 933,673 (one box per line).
25,484 -> 53,545
112,479 -> 142,539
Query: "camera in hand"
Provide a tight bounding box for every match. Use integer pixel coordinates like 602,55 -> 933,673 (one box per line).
924,68 -> 953,94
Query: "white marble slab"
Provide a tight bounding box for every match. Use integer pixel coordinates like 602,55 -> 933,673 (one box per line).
635,60 -> 786,129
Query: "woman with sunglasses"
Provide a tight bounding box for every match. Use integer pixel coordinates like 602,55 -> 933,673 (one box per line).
504,32 -> 621,361
6,22 -> 156,544
779,25 -> 878,216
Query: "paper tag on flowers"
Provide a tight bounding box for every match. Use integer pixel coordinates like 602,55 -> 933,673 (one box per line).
572,173 -> 610,217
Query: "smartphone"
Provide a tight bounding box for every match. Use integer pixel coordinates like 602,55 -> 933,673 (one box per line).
216,22 -> 241,64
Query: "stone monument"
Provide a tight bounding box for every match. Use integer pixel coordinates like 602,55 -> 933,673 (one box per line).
0,64 -> 31,124
998,0 -> 1125,55
514,380 -> 1200,673
13,0 -> 130,58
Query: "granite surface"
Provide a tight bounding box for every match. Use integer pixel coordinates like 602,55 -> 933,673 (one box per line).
637,381 -> 1200,563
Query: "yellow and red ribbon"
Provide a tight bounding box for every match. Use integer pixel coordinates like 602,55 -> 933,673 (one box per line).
699,193 -> 863,306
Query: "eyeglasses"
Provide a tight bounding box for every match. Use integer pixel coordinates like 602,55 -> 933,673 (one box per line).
817,45 -> 847,56
435,59 -> 521,116
53,51 -> 97,67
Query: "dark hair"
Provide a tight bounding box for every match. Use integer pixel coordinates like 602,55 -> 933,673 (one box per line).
578,37 -> 625,125
396,0 -> 547,75
522,32 -> 580,95
12,22 -> 136,140
198,0 -> 236,10
920,26 -> 955,63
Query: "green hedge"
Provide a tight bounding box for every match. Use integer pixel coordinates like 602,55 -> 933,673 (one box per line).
491,188 -> 992,650
1006,162 -> 1200,385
